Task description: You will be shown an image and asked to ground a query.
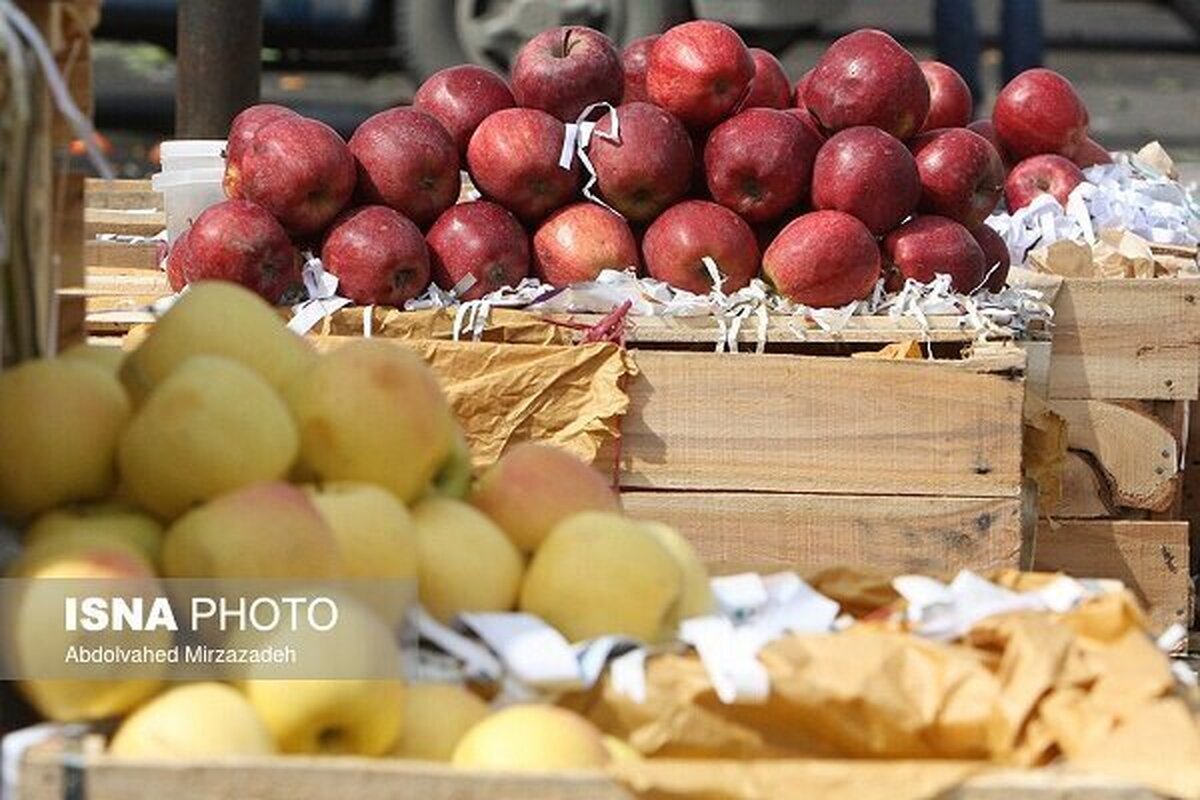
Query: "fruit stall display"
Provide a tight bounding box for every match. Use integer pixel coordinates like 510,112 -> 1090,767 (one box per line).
4,282 -> 1196,799
74,16 -> 1200,630
7,15 -> 1200,800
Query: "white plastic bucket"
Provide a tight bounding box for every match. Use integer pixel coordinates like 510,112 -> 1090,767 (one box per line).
159,139 -> 227,172
151,167 -> 226,244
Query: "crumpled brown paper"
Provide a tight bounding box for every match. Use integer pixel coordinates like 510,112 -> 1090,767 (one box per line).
309,307 -> 575,346
851,340 -> 924,360
1023,391 -> 1067,511
1024,228 -> 1188,279
314,336 -> 634,471
589,587 -> 1200,800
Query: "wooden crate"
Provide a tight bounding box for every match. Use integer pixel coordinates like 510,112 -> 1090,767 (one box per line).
5,1 -> 97,358
1033,271 -> 1199,631
15,741 -> 1171,800
74,181 -> 1031,579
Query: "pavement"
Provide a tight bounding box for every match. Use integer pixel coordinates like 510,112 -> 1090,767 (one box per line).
92,0 -> 1200,180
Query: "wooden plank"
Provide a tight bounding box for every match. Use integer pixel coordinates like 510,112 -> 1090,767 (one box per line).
1034,520 -> 1191,632
84,240 -> 163,271
1053,400 -> 1180,512
622,492 -> 1026,574
615,351 -> 1024,497
17,750 -> 1168,800
1048,279 -> 1200,400
18,753 -> 634,800
1048,451 -> 1115,519
596,312 -> 1003,346
84,208 -> 165,238
84,177 -> 163,211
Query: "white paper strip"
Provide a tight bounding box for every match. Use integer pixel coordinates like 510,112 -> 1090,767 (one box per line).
459,613 -> 583,690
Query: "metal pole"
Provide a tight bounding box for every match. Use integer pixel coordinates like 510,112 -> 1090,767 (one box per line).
175,0 -> 262,138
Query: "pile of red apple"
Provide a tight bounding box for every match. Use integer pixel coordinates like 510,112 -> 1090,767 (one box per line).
171,23 -> 1106,310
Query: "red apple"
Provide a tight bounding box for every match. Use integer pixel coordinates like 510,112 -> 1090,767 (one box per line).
621,35 -> 659,104
467,108 -> 582,223
320,206 -> 430,306
883,215 -> 986,293
909,127 -> 1004,228
166,229 -> 190,292
918,61 -> 972,131
224,104 -> 298,198
993,68 -> 1089,159
1004,154 -> 1086,210
349,107 -> 460,229
966,119 -> 1011,165
183,199 -> 301,303
641,200 -> 760,294
588,101 -> 693,222
971,224 -> 1011,292
231,116 -> 356,237
812,126 -> 921,235
413,65 -> 516,158
647,21 -> 755,130
738,48 -> 792,110
533,202 -> 639,286
804,29 -> 930,140
785,106 -> 826,143
704,108 -> 823,223
792,68 -> 815,109
426,201 -> 530,300
511,26 -> 623,122
763,210 -> 880,307
1072,137 -> 1112,169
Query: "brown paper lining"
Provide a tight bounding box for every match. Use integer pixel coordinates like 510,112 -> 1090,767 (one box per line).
583,582 -> 1200,800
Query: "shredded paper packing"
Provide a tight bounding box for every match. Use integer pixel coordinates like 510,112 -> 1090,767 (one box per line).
987,149 -> 1200,269
399,569 -> 1145,709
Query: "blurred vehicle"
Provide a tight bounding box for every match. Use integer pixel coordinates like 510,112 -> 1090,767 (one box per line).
97,0 -> 839,80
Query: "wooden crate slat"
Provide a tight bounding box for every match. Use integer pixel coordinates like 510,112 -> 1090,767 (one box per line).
17,750 -> 1170,800
1048,279 -> 1200,400
623,492 -> 1026,574
1033,520 -> 1191,632
614,351 -> 1024,498
84,240 -> 162,271
84,177 -> 164,212
84,208 -> 165,238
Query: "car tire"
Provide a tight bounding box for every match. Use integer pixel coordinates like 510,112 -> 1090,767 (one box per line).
396,0 -> 692,82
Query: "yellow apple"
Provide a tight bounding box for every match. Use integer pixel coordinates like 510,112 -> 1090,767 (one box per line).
241,597 -> 405,756
0,359 -> 130,519
305,482 -> 419,622
285,341 -> 455,503
452,705 -> 609,771
119,281 -> 315,403
640,521 -> 713,627
470,443 -> 620,554
118,355 -> 299,520
60,342 -> 126,376
110,683 -> 276,758
519,511 -> 682,643
8,545 -> 165,721
18,505 -> 162,572
393,683 -> 491,761
412,497 -> 524,624
162,482 -> 342,579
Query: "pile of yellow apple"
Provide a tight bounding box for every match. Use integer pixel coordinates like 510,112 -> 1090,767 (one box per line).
0,281 -> 712,769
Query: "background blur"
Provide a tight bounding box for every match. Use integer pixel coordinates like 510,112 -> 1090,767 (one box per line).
92,0 -> 1200,182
